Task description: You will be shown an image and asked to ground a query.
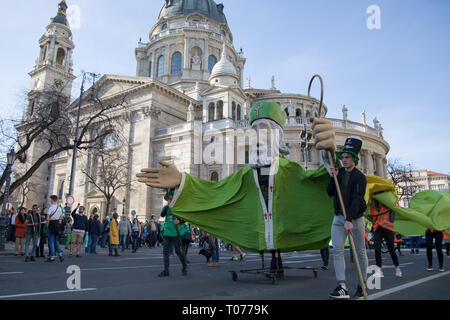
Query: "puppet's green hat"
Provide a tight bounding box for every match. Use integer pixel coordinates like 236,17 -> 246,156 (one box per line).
249,101 -> 286,127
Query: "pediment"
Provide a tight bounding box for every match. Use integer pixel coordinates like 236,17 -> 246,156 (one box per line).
201,85 -> 246,99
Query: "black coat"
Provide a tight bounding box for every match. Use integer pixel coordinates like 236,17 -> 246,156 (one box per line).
327,167 -> 367,222
89,219 -> 102,236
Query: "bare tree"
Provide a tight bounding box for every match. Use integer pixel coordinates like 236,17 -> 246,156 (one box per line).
0,83 -> 129,204
387,159 -> 418,207
80,133 -> 132,217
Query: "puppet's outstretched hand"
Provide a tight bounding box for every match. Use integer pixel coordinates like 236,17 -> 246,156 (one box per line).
311,117 -> 336,175
136,161 -> 181,189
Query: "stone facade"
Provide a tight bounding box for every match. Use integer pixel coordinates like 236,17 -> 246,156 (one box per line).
396,170 -> 450,208
15,1 -> 390,221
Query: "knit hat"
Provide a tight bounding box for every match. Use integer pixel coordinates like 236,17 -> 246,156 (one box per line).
336,136 -> 363,166
249,101 -> 286,127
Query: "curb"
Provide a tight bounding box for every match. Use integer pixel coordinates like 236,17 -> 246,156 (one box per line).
0,252 -> 15,256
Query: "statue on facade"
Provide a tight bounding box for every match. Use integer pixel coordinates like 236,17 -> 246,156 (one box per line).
361,109 -> 367,125
192,53 -> 201,70
342,105 -> 348,121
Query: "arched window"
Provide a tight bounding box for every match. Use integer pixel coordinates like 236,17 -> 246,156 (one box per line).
171,52 -> 182,75
296,109 -> 302,117
157,55 -> 165,78
56,48 -> 65,66
161,23 -> 168,31
103,132 -> 120,149
216,100 -> 224,120
208,55 -> 217,73
211,171 -> 219,181
148,61 -> 152,77
232,102 -> 236,120
284,108 -> 289,117
237,105 -> 242,121
41,46 -> 47,63
208,102 -> 215,122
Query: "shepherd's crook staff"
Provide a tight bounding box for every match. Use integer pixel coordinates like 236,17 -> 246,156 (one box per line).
308,74 -> 369,301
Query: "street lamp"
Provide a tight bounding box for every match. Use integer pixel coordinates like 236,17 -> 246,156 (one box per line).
66,71 -> 99,216
0,148 -> 16,251
122,198 -> 126,216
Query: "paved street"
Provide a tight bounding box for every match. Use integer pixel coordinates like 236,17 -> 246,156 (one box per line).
0,242 -> 449,300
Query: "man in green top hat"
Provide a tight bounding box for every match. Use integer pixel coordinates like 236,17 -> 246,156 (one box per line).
137,101 -> 336,274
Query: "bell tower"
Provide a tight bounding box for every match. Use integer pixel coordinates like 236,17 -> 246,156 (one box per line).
27,0 -> 75,117
15,1 -> 76,208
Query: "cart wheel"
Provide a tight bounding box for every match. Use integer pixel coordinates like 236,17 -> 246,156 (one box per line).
232,272 -> 238,281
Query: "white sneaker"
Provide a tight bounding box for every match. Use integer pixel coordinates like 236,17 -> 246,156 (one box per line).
395,268 -> 402,277
374,267 -> 384,278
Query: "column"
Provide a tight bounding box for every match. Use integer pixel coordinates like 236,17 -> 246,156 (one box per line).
367,151 -> 375,175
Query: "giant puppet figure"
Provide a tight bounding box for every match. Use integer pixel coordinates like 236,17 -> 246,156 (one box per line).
136,101 -> 450,269
137,101 -> 338,271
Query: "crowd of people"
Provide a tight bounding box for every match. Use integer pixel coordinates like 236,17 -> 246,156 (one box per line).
4,194 -> 244,265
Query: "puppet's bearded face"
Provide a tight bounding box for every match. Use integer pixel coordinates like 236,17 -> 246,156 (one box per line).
249,119 -> 289,169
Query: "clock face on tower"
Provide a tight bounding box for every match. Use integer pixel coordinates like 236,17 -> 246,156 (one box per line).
54,79 -> 63,89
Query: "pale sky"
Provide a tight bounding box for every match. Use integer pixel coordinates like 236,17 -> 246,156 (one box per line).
0,0 -> 449,174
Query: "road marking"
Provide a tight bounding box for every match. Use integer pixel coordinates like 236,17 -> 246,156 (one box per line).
369,270 -> 450,300
381,262 -> 414,269
0,272 -> 24,275
0,288 -> 97,299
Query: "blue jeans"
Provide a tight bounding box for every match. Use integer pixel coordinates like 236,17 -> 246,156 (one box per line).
48,233 -> 62,258
25,233 -> 38,257
101,233 -> 109,247
132,233 -> 139,251
119,234 -> 127,252
211,238 -> 219,263
88,234 -> 99,254
411,236 -> 421,253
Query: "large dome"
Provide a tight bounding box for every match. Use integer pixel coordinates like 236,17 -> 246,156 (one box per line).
158,0 -> 227,24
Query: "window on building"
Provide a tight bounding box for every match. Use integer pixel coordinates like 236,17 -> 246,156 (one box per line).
157,55 -> 165,78
296,109 -> 302,117
103,132 -> 120,149
148,61 -> 152,77
161,23 -> 168,31
211,171 -> 219,181
208,103 -> 215,122
237,105 -> 242,121
232,102 -> 236,120
216,100 -> 224,120
171,52 -> 182,75
56,48 -> 66,66
208,55 -> 217,73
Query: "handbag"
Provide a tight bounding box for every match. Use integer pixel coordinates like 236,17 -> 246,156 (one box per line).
181,232 -> 194,244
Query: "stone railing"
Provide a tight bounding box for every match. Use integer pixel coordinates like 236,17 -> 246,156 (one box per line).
155,118 -> 382,139
149,26 -> 231,45
329,118 -> 381,137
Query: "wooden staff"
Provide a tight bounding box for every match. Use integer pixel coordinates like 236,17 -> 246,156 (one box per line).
308,75 -> 368,300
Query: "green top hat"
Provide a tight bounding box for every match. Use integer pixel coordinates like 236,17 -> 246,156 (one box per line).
164,189 -> 175,201
336,136 -> 363,166
249,101 -> 286,127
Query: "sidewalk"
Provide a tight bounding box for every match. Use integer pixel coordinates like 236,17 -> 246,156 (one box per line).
0,242 -> 16,256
